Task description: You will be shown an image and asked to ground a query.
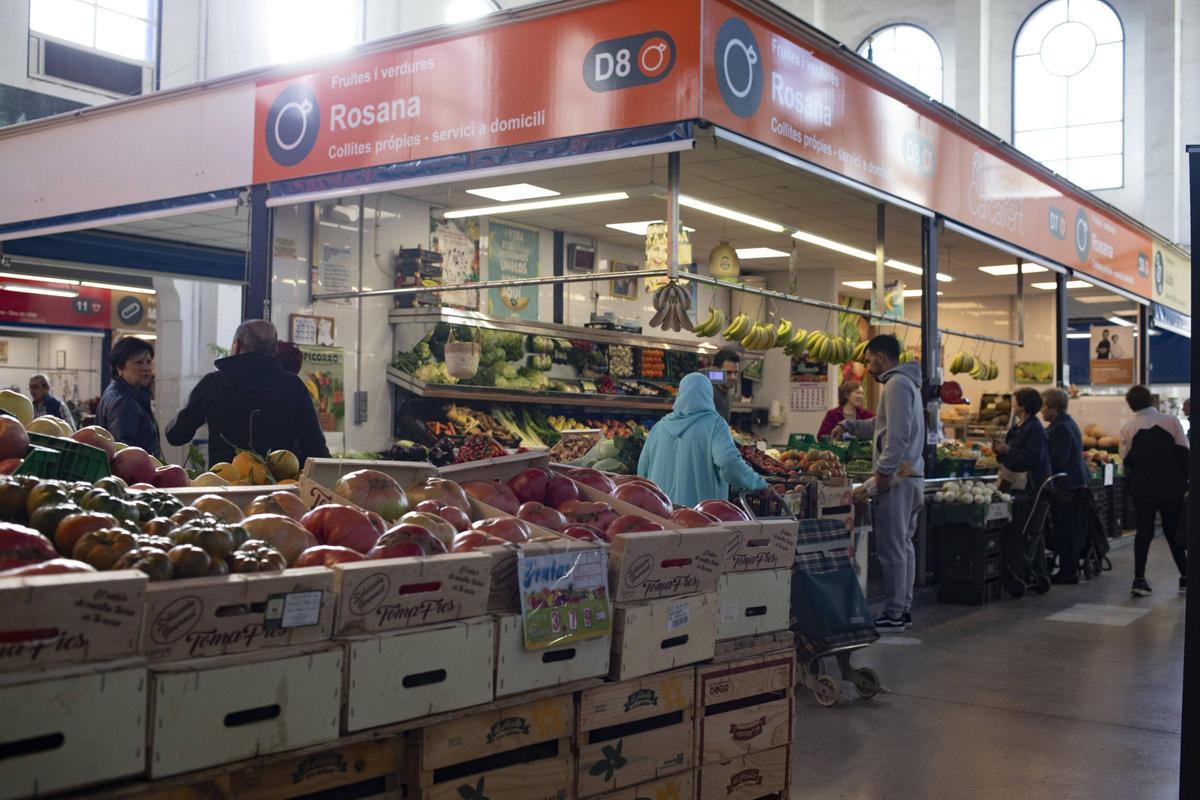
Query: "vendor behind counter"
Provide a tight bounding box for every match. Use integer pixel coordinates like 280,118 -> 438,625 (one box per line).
818,380 -> 874,439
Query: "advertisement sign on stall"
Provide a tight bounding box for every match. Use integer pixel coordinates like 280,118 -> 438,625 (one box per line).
430,214 -> 480,310
1151,237 -> 1190,316
1089,325 -> 1134,385
0,281 -> 156,332
487,221 -> 539,320
298,346 -> 346,432
517,548 -> 611,650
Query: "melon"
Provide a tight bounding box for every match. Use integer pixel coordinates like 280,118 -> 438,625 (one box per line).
1082,435 -> 1098,448
0,391 -> 34,427
1097,436 -> 1119,450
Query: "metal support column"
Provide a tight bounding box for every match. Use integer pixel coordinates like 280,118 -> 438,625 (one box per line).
1181,144 -> 1200,799
245,184 -> 271,321
920,216 -> 940,475
667,152 -> 680,279
874,204 -> 886,315
1137,304 -> 1151,385
1055,270 -> 1070,387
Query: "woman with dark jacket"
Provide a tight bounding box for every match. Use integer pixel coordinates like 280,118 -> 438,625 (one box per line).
96,337 -> 162,459
1040,387 -> 1090,584
993,387 -> 1051,493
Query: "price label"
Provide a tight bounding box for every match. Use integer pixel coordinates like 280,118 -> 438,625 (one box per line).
264,590 -> 323,630
667,600 -> 690,631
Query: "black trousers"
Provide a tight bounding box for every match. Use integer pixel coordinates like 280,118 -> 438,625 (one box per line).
1133,497 -> 1187,579
1050,490 -> 1087,578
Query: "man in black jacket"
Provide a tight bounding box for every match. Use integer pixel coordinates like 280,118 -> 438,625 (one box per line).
166,320 -> 330,468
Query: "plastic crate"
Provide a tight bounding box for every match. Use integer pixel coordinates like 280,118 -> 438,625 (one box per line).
936,524 -> 1005,558
928,501 -> 1011,528
939,577 -> 1003,606
23,432 -> 111,481
13,445 -> 62,479
933,457 -> 977,478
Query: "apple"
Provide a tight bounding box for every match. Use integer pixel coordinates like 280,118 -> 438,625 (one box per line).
566,468 -> 617,495
544,476 -> 580,508
111,447 -> 157,485
470,516 -> 531,544
462,480 -> 520,516
152,465 -> 190,488
507,468 -> 550,505
397,511 -> 456,549
613,483 -> 672,519
450,531 -> 506,552
671,508 -> 720,528
0,417 -> 29,462
694,499 -> 750,523
517,501 -> 569,532
71,426 -> 116,459
558,499 -> 618,531
295,545 -> 368,568
300,504 -> 381,553
369,523 -> 447,559
615,477 -> 671,505
405,477 -> 471,514
561,523 -> 609,543
607,514 -> 666,537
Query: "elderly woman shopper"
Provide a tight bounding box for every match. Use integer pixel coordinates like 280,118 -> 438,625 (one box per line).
1040,387 -> 1090,584
818,380 -> 874,438
96,336 -> 162,459
638,372 -> 766,507
993,387 -> 1051,494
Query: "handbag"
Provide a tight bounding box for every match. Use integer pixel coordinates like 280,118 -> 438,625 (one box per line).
998,463 -> 1028,491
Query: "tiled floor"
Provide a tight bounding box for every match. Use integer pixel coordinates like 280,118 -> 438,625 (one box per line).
792,537 -> 1184,799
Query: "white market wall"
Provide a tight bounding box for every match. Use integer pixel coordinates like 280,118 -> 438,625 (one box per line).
0,330 -> 102,411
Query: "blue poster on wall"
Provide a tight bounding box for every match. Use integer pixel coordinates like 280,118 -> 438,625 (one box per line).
487,221 -> 539,320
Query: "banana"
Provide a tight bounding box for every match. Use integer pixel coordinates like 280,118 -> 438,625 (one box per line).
723,313 -> 750,340
776,320 -> 792,341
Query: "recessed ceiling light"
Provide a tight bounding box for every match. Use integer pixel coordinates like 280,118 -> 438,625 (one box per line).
1032,280 -> 1090,289
444,191 -> 629,219
978,264 -> 1049,275
679,195 -> 785,232
465,183 -> 559,202
80,281 -> 156,295
1106,315 -> 1135,327
736,247 -> 789,259
606,220 -> 696,236
841,280 -> 874,289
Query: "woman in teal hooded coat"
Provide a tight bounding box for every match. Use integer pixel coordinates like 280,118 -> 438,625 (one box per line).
638,372 -> 767,507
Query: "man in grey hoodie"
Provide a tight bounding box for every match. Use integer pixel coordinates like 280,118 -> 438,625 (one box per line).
833,334 -> 925,631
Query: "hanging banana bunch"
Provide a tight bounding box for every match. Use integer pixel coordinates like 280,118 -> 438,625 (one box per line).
649,280 -> 694,332
691,306 -> 727,337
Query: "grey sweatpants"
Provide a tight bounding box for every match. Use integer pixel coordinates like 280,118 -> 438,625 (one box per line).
874,477 -> 924,618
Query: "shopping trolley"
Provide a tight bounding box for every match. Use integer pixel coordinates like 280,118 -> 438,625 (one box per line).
1004,472 -> 1065,598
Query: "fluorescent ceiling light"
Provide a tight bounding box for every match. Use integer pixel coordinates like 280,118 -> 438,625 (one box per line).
80,281 -> 156,295
793,229 -> 873,261
885,259 -> 953,283
466,183 -> 559,202
1032,280 -> 1090,290
1106,315 -> 1135,327
736,247 -> 789,259
679,195 -> 785,233
1066,332 -> 1091,339
444,191 -> 629,219
0,271 -> 79,285
978,264 -> 1049,276
1,283 -> 78,298
841,280 -> 874,289
606,220 -> 695,236
1073,294 -> 1121,303
902,289 -> 943,297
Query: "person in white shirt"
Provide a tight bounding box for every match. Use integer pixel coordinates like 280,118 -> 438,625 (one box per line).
1109,334 -> 1126,359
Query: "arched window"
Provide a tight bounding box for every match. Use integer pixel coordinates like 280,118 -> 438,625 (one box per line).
1013,0 -> 1124,190
857,25 -> 943,102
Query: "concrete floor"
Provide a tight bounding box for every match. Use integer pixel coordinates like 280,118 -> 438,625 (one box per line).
792,538 -> 1185,799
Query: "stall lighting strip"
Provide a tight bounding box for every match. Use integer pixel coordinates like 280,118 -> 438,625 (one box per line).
677,195 -> 786,232
790,229 -> 952,282
443,191 -> 629,219
310,269 -> 671,302
1,283 -> 79,298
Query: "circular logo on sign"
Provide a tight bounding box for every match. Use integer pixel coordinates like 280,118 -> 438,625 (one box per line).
116,295 -> 144,326
1073,208 -> 1090,263
715,18 -> 762,118
1154,251 -> 1164,294
265,85 -> 320,166
639,37 -> 672,78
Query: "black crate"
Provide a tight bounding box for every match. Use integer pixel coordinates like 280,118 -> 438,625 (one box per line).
936,524 -> 1004,558
941,549 -> 1002,584
939,577 -> 1003,606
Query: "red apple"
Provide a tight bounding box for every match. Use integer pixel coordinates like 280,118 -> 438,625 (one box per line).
470,516 -> 531,544
607,514 -> 666,536
561,524 -> 609,543
301,504 -> 381,553
369,523 -> 447,559
152,465 -> 190,488
671,508 -> 720,528
517,501 -> 569,532
71,426 -> 116,459
567,468 -> 617,495
694,499 -> 750,522
613,483 -> 672,519
0,417 -> 29,462
544,476 -> 580,508
462,480 -> 519,515
615,477 -> 671,505
507,468 -> 550,504
558,499 -> 618,531
0,458 -> 22,475
294,545 -> 367,568
450,531 -> 506,552
111,447 -> 157,485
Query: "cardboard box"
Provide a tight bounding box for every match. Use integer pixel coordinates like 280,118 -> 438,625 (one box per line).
331,552 -> 490,636
0,569 -> 146,673
817,477 -> 853,511
342,617 -> 494,732
721,519 -> 796,573
577,668 -> 695,798
143,568 -> 335,663
715,569 -> 791,641
610,593 -> 718,682
695,653 -> 793,765
148,645 -> 342,778
608,529 -> 725,603
696,745 -> 790,800
493,612 -> 609,697
0,659 -> 147,798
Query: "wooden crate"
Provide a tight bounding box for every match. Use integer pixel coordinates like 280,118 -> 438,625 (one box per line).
303,457 -> 436,490
576,668 -> 695,798
0,658 -> 146,799
610,593 -> 717,682
695,654 -> 793,766
721,520 -> 796,573
0,569 -> 146,673
143,568 -> 335,663
588,772 -> 695,800
342,617 -> 494,732
494,612 -> 610,697
407,692 -> 573,800
148,644 -> 342,778
437,449 -> 551,483
608,529 -> 725,603
696,745 -> 790,800
331,552 -> 490,636
159,484 -> 300,509
713,631 -> 795,664
715,569 -> 791,641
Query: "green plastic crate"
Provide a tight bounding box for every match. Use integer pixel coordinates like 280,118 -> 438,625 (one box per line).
13,445 -> 62,479
23,432 -> 111,482
786,433 -> 817,451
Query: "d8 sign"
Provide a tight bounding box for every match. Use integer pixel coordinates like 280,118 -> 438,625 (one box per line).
584,31 -> 676,91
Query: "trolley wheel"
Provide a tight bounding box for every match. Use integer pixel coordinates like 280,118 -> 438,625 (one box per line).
812,675 -> 840,707
1082,558 -> 1097,580
852,667 -> 881,700
1034,574 -> 1052,594
1005,575 -> 1027,598
808,658 -> 826,677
